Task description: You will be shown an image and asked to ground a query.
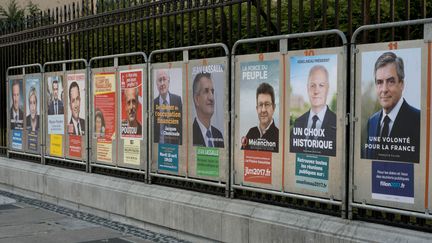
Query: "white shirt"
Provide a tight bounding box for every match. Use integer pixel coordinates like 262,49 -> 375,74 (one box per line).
307,106 -> 327,129
380,97 -> 404,136
12,109 -> 19,121
196,117 -> 213,147
257,119 -> 274,137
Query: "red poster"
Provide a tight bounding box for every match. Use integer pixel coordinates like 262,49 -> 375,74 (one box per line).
244,150 -> 272,184
94,73 -> 116,145
69,135 -> 82,157
120,69 -> 143,139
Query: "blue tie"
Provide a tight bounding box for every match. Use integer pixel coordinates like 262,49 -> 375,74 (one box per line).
206,129 -> 213,147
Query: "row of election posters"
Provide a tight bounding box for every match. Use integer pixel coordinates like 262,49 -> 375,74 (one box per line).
93,69 -> 145,166
234,51 -> 343,198
151,59 -> 228,180
354,40 -> 427,211
45,73 -> 86,159
9,76 -> 41,153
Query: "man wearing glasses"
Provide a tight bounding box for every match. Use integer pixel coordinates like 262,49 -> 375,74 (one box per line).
241,82 -> 279,152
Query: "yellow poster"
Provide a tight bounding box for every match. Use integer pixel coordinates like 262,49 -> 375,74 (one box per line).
124,139 -> 140,165
50,134 -> 63,157
97,141 -> 113,163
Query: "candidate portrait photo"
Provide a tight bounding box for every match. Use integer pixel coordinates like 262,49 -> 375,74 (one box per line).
360,49 -> 421,163
289,54 -> 338,157
191,66 -> 225,148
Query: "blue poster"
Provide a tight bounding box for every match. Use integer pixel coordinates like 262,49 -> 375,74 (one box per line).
11,129 -> 22,150
158,144 -> 179,172
372,161 -> 414,204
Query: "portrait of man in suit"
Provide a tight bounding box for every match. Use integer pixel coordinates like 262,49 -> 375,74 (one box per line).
26,86 -> 39,133
10,79 -> 24,130
290,65 -> 336,156
48,79 -> 64,115
241,82 -> 279,152
192,72 -> 224,148
68,81 -> 85,136
122,87 -> 142,136
363,52 -> 420,163
153,69 -> 182,145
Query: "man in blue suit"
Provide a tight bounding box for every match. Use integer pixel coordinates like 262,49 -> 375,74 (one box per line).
363,52 -> 420,163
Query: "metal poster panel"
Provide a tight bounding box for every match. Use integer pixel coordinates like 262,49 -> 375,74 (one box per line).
234,52 -> 283,190
25,77 -> 41,153
354,40 -> 427,212
117,64 -> 147,170
188,57 -> 229,181
94,72 -> 117,163
151,62 -> 185,176
9,78 -> 24,150
66,72 -> 86,159
285,47 -> 345,200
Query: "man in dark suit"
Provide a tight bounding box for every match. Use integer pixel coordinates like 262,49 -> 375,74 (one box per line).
48,79 -> 64,115
10,79 -> 24,130
192,72 -> 224,148
363,52 -> 420,163
241,82 -> 279,152
290,65 -> 336,156
153,69 -> 182,144
68,81 -> 85,136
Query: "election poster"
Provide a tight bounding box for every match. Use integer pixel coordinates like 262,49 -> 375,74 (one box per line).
47,75 -> 65,134
372,161 -> 414,204
289,54 -> 338,157
191,64 -> 225,148
120,69 -> 143,139
239,60 -> 280,153
67,73 -> 86,158
94,73 -> 116,163
153,68 -> 183,145
9,79 -> 24,150
25,78 -> 41,152
360,49 -> 421,163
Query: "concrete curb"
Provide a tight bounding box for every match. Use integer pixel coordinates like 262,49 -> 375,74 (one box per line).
0,157 -> 431,242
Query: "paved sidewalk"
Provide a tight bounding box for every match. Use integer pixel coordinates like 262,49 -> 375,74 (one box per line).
0,193 -> 188,243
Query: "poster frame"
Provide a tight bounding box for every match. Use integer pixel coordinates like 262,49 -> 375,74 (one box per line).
88,52 -> 148,177
349,19 -> 432,220
148,44 -> 230,196
231,29 -> 347,216
6,63 -> 43,162
43,59 -> 89,171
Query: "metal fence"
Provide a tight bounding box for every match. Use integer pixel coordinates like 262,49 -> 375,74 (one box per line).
0,0 -> 431,148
